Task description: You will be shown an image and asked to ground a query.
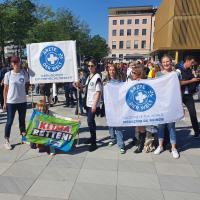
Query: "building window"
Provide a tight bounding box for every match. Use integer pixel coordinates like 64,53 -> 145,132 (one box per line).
112,54 -> 116,58
134,40 -> 139,49
119,54 -> 123,59
127,19 -> 132,24
127,29 -> 131,36
142,29 -> 147,35
120,19 -> 124,25
112,30 -> 117,36
141,40 -> 146,49
126,40 -> 131,49
112,20 -> 117,25
120,29 -> 124,36
119,41 -> 124,49
142,19 -> 147,24
134,29 -> 139,36
135,19 -> 139,24
112,41 -> 116,49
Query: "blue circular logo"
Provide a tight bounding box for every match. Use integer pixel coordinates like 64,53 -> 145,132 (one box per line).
19,78 -> 24,83
126,83 -> 156,112
40,45 -> 65,72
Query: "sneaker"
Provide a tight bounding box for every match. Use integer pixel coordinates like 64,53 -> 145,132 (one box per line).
50,153 -> 56,156
172,149 -> 179,159
108,141 -> 115,147
154,146 -> 164,155
120,148 -> 125,154
4,141 -> 12,150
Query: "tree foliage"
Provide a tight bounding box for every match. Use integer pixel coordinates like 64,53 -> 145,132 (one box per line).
0,0 -> 108,64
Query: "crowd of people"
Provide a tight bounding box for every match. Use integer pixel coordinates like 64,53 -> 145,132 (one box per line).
0,54 -> 200,158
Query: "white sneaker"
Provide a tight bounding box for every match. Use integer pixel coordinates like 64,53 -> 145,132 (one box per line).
172,149 -> 179,159
154,146 -> 163,155
4,141 -> 12,150
108,141 -> 115,147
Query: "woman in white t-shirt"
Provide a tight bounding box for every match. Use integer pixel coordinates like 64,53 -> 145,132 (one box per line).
3,56 -> 29,150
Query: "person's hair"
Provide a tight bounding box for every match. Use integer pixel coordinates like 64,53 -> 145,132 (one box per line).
184,55 -> 196,62
36,100 -> 48,113
132,63 -> 145,78
161,54 -> 172,63
128,61 -> 137,68
88,58 -> 97,66
106,64 -> 119,80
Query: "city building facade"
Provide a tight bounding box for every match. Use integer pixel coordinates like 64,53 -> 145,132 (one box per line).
108,6 -> 157,62
153,0 -> 200,62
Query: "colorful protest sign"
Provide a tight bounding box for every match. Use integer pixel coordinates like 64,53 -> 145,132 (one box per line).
27,40 -> 78,84
26,109 -> 80,152
104,72 -> 184,127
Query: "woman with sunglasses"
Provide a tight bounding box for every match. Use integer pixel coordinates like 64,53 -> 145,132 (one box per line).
130,64 -> 147,153
3,56 -> 29,150
84,59 -> 102,152
154,55 -> 179,158
105,64 -> 126,154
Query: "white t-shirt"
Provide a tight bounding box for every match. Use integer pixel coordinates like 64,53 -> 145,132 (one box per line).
86,73 -> 102,108
4,70 -> 29,103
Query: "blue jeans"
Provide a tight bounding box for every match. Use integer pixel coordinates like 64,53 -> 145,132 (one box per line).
5,103 -> 27,139
157,122 -> 176,144
109,127 -> 125,149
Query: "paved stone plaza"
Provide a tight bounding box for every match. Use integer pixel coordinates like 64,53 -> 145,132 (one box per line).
0,95 -> 200,200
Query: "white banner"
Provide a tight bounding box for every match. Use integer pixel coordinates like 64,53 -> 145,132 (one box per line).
104,72 -> 184,127
27,40 -> 78,84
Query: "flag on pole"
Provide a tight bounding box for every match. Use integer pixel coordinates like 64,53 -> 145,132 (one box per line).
27,40 -> 78,84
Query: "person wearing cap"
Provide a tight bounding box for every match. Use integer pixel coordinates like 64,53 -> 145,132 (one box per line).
3,56 -> 29,150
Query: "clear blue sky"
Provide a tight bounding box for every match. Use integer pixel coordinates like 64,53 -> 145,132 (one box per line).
1,0 -> 163,40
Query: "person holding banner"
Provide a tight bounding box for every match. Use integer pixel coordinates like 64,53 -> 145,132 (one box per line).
154,55 -> 179,158
130,64 -> 147,153
104,64 -> 126,154
3,56 -> 29,150
85,59 -> 102,152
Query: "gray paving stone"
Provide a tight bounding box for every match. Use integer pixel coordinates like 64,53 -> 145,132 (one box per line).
184,155 -> 200,165
117,185 -> 164,200
118,172 -> 160,189
77,169 -> 117,186
118,151 -> 153,162
17,153 -> 52,166
48,156 -> 84,169
0,163 -> 12,175
86,149 -> 118,160
22,195 -> 66,200
0,176 -> 35,195
82,157 -> 118,171
118,159 -> 156,174
39,166 -> 79,182
0,193 -> 22,200
152,151 -> 190,164
2,163 -> 45,178
27,179 -> 74,199
69,182 -> 116,200
163,190 -> 200,200
159,175 -> 200,194
192,165 -> 200,177
155,162 -> 198,177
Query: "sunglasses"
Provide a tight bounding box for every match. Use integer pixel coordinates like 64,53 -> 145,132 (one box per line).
88,65 -> 95,68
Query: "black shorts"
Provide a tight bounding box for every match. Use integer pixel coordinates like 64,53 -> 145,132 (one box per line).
40,83 -> 51,97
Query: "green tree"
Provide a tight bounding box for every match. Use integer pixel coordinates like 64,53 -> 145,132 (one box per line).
89,35 -> 109,62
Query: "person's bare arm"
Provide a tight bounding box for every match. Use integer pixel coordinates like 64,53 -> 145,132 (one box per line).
180,78 -> 200,86
3,85 -> 8,112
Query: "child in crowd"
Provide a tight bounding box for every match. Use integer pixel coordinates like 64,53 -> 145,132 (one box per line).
32,100 -> 80,156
